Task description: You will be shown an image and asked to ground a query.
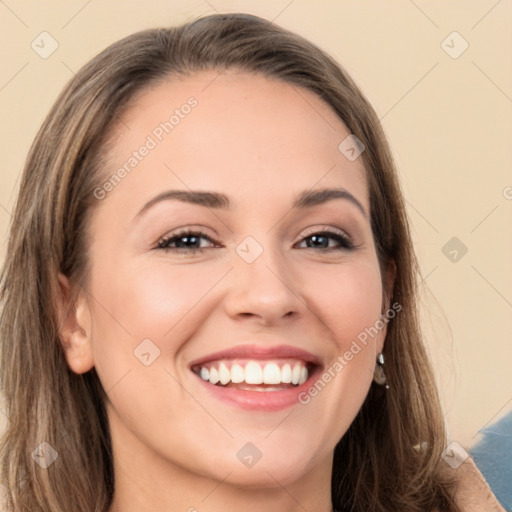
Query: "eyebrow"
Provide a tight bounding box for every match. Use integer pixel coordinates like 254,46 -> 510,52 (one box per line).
134,187 -> 368,221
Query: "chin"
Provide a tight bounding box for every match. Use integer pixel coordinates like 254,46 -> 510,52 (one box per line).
225,460 -> 312,489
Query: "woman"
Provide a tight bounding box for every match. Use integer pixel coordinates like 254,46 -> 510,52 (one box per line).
0,13 -> 504,512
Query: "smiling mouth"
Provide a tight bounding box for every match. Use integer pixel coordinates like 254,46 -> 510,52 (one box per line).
191,359 -> 317,391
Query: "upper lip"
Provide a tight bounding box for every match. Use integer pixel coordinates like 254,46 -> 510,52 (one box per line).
188,344 -> 322,368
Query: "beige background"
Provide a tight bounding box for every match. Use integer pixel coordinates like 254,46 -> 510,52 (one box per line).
0,0 -> 511,449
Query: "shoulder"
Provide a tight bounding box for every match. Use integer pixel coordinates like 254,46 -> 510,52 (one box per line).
436,455 -> 506,512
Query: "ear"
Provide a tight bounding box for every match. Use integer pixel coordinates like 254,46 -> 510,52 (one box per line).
382,258 -> 396,313
56,273 -> 95,374
378,258 -> 397,354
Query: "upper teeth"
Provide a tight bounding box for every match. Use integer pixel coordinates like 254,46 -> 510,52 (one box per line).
196,360 -> 309,386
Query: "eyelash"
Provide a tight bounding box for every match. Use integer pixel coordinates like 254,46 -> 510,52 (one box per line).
156,228 -> 355,254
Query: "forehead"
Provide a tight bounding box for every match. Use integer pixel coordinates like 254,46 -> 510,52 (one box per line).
98,70 -> 368,217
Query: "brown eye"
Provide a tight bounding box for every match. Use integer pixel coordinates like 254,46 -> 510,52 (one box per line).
297,230 -> 354,251
157,230 -> 218,253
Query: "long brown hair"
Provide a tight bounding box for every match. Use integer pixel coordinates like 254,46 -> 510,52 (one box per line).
0,13 -> 459,511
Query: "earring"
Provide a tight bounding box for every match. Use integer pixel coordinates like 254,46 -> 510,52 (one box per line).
373,353 -> 389,389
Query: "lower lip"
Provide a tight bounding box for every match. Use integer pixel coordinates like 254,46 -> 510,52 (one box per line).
192,367 -> 322,411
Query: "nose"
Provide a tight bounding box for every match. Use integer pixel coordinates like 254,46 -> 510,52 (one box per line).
222,240 -> 303,326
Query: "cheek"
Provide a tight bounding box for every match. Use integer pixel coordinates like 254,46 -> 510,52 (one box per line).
292,258 -> 384,450
86,259 -> 226,424
307,258 -> 384,346
88,257 -> 229,353
118,260 -> 230,334
89,250 -> 383,367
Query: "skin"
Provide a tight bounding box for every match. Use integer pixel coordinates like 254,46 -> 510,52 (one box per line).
57,70 -> 394,512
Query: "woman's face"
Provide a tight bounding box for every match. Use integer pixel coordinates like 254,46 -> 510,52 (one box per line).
66,70 -> 389,489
